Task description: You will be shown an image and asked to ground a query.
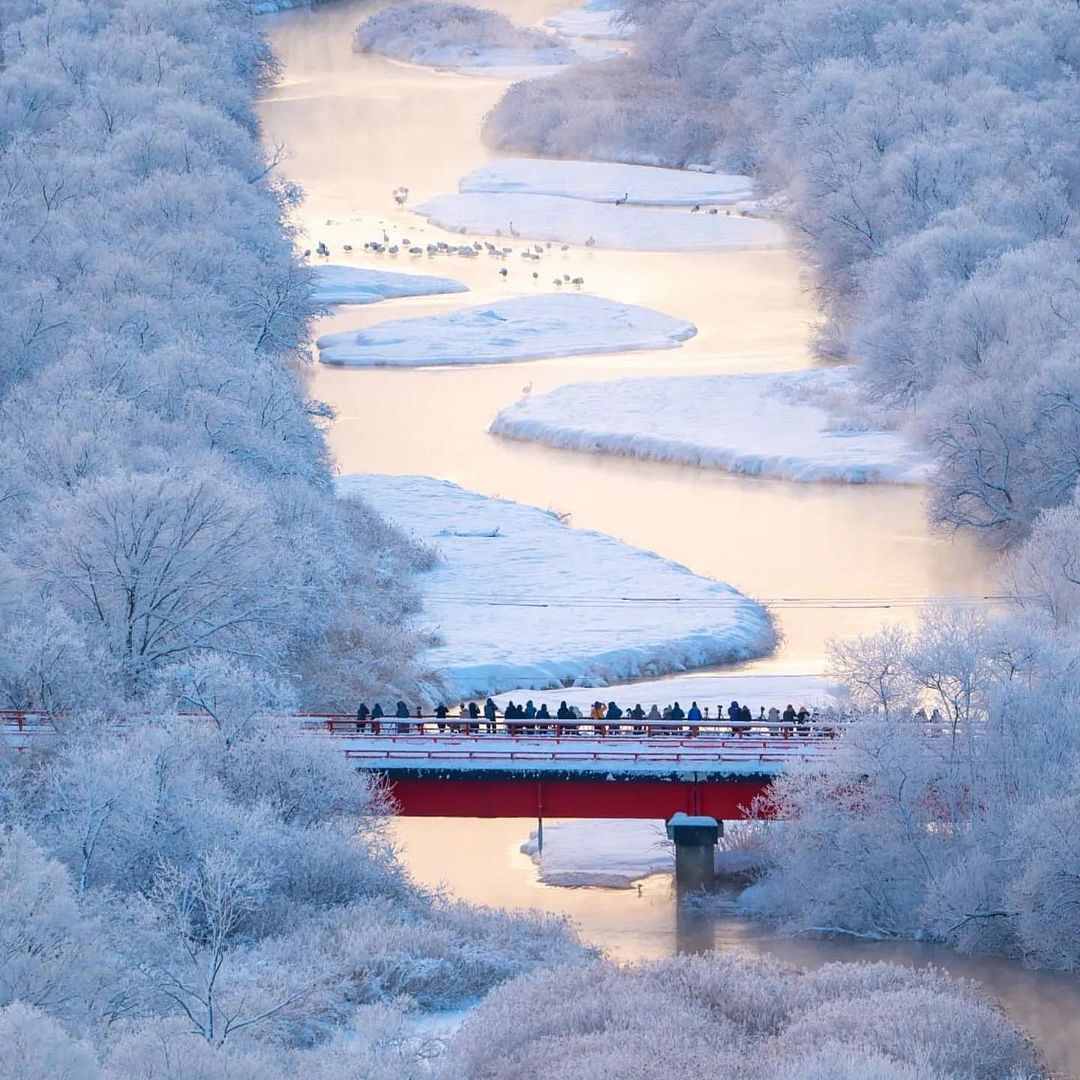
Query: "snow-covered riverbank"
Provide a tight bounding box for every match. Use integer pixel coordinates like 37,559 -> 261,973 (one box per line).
339,474 -> 775,699
317,293 -> 696,366
491,368 -> 930,484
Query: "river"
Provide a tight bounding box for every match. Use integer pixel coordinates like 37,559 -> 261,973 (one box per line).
257,3 -> 1079,1073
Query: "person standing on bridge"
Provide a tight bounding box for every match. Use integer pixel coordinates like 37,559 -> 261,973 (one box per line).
687,701 -> 702,732
536,702 -> 551,732
395,700 -> 410,734
630,703 -> 646,735
605,701 -> 623,734
356,702 -> 370,733
434,703 -> 449,731
727,700 -> 742,730
370,702 -> 384,735
740,704 -> 752,728
670,702 -> 686,728
483,697 -> 498,734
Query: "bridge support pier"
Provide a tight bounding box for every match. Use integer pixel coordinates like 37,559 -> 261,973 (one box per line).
667,813 -> 721,891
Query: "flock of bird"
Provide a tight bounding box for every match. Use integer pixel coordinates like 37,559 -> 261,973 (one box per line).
302,187 -> 593,286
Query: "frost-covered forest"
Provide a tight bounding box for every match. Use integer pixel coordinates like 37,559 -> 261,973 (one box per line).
489,0 -> 1080,542
0,0 -> 435,715
485,0 -> 1080,974
0,0 -> 589,1071
1,0 -> 1076,1070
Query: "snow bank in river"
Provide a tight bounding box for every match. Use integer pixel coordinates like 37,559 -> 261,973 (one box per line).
353,1 -> 578,74
491,368 -> 930,484
338,475 -> 775,699
316,293 -> 696,366
494,672 -> 837,715
522,819 -> 673,888
415,192 -> 784,250
458,158 -> 754,206
312,265 -> 467,305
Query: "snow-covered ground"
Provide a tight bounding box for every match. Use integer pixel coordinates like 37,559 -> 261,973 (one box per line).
312,264 -> 468,305
338,475 -> 775,699
491,368 -> 931,484
458,158 -> 754,206
415,192 -> 784,251
522,819 -> 673,887
316,294 -> 696,366
494,671 -> 838,715
543,6 -> 633,40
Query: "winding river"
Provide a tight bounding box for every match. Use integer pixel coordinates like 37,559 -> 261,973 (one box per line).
258,3 -> 1080,1072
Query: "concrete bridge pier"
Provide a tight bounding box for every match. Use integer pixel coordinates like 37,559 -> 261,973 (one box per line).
667,813 -> 722,891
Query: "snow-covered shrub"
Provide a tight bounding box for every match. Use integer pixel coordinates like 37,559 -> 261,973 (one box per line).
354,2 -> 575,68
445,955 -> 1042,1078
484,59 -> 725,169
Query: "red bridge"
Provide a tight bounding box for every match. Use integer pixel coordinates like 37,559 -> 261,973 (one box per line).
3,711 -> 841,820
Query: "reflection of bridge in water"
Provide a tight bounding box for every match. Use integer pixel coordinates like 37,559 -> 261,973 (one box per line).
2,711 -> 841,820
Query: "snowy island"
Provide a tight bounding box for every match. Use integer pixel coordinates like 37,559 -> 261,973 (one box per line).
352,1 -> 582,75
316,293 -> 696,366
458,157 -> 755,206
490,368 -> 931,484
311,264 -> 468,306
415,191 -> 784,251
338,474 -> 775,699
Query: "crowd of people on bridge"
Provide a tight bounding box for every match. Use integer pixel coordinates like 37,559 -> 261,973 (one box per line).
350,698 -> 849,737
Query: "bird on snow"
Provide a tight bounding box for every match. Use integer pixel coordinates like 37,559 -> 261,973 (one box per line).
522,381 -> 533,395
614,191 -> 629,206
499,267 -> 508,277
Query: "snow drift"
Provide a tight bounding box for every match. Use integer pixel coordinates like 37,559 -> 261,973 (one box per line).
338,475 -> 775,699
316,293 -> 696,366
312,265 -> 468,306
491,368 -> 930,484
415,191 -> 784,250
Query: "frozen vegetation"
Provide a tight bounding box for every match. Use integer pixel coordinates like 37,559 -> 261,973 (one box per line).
416,191 -> 784,250
491,368 -> 931,484
521,819 -> 674,887
338,475 -> 776,699
316,293 -> 696,366
312,265 -> 468,305
459,157 -> 754,205
353,2 -> 578,74
448,956 -> 1044,1078
544,5 -> 633,41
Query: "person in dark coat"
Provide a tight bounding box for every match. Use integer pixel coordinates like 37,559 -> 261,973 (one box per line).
371,703 -> 384,718
537,703 -> 551,721
434,703 -> 449,732
467,700 -> 480,734
483,697 -> 498,733
356,702 -> 370,733
395,700 -> 410,733
605,701 -> 623,733
783,704 -> 797,728
670,702 -> 686,722
740,704 -> 752,725
557,701 -> 571,720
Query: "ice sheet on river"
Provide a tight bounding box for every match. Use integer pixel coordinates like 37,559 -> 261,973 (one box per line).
338,475 -> 775,699
491,368 -> 931,484
316,293 -> 696,366
312,265 -> 467,305
415,192 -> 784,250
459,158 -> 754,206
522,819 -> 673,888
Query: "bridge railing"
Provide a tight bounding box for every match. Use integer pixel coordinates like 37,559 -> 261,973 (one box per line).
305,714 -> 847,741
